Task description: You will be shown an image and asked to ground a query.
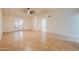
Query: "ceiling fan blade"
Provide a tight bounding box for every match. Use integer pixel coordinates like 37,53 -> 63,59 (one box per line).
23,8 -> 35,15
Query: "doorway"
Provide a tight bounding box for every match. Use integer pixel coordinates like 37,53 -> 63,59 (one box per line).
15,19 -> 23,31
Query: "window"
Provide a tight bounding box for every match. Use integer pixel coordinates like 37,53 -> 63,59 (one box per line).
42,18 -> 47,32
15,19 -> 23,30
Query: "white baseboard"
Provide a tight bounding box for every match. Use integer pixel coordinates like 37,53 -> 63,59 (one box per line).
47,31 -> 79,43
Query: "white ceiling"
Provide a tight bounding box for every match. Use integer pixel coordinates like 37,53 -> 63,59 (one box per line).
2,8 -> 79,17
2,8 -> 52,17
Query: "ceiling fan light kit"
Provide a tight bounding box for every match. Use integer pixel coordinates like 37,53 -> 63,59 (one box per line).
24,8 -> 35,15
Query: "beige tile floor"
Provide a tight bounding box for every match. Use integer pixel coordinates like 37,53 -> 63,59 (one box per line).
0,30 -> 79,51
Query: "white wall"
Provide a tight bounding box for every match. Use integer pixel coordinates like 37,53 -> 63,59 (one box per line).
46,9 -> 79,39
0,9 -> 3,40
32,16 -> 38,31
3,16 -> 31,32
31,9 -> 79,42
31,15 -> 47,32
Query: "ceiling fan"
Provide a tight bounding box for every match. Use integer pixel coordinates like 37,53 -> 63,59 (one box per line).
23,8 -> 35,15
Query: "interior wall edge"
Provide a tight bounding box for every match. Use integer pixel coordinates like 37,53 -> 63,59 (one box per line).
0,9 -> 3,40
